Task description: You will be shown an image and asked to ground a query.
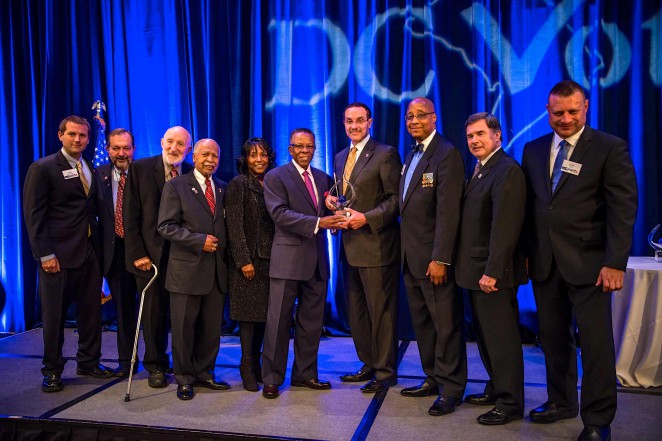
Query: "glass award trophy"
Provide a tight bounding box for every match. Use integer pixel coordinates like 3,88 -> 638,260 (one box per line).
648,224 -> 662,262
327,179 -> 356,218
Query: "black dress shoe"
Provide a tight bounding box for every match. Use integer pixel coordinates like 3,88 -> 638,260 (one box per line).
176,384 -> 195,400
464,392 -> 497,406
529,401 -> 579,423
148,370 -> 167,388
195,378 -> 230,390
291,378 -> 332,390
340,369 -> 374,382
42,373 -> 63,393
428,395 -> 461,416
76,363 -> 114,378
360,378 -> 396,393
477,407 -> 523,425
577,425 -> 611,441
263,384 -> 279,399
114,364 -> 139,377
400,381 -> 439,397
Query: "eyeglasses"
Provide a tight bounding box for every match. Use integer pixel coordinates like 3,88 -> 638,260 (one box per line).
289,144 -> 316,151
405,112 -> 434,122
344,118 -> 368,125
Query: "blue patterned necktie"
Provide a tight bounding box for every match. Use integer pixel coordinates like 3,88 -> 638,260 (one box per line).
551,140 -> 568,192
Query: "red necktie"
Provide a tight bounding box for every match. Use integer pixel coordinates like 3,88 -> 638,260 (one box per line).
303,170 -> 318,210
205,178 -> 216,215
169,167 -> 178,181
115,171 -> 126,237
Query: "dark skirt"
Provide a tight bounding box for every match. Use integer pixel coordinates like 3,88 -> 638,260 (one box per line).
228,257 -> 270,322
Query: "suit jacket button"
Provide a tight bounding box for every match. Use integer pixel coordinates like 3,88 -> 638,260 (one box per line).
402,216 -> 406,222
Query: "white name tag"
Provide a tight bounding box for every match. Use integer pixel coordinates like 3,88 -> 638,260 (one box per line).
62,168 -> 79,179
561,160 -> 582,176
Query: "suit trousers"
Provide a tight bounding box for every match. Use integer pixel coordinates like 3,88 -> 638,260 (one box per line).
469,288 -> 524,415
403,260 -> 467,399
106,237 -> 138,367
170,278 -> 225,386
39,241 -> 102,375
532,259 -> 616,427
262,268 -> 326,386
343,256 -> 398,380
135,256 -> 170,373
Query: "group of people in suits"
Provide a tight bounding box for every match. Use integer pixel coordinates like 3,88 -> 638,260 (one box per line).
22,79 -> 636,441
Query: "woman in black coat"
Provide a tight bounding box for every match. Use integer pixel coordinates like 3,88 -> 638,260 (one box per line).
225,138 -> 275,391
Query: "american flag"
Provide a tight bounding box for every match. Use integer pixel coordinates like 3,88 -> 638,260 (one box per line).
93,113 -> 109,168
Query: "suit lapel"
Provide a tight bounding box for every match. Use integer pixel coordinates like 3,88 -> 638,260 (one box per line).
100,165 -> 115,218
286,162 -> 317,213
337,147 -> 350,185
553,127 -> 593,196
466,149 -> 502,194
187,172 -> 214,216
402,138 -> 435,209
154,156 -> 166,192
348,139 -> 374,184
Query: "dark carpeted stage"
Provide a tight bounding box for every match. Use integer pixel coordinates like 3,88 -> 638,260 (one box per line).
0,329 -> 660,440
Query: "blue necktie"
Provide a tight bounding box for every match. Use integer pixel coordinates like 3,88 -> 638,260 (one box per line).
551,140 -> 568,193
403,144 -> 424,201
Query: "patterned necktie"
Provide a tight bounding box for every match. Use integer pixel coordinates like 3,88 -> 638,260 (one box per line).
168,167 -> 178,181
205,178 -> 215,215
77,161 -> 90,196
471,161 -> 483,180
115,171 -> 126,237
343,146 -> 358,194
303,170 -> 318,210
551,140 -> 568,192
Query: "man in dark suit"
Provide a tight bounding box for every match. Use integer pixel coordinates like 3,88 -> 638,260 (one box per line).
261,128 -> 345,399
325,103 -> 401,393
399,97 -> 467,416
456,113 -> 526,425
23,115 -> 114,392
96,128 -> 138,377
157,138 -> 229,400
123,126 -> 193,388
522,80 -> 637,441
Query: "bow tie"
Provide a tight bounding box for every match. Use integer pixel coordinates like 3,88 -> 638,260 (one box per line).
411,143 -> 424,153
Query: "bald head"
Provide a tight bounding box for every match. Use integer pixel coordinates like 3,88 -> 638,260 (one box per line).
193,138 -> 220,177
406,97 -> 437,142
161,126 -> 192,167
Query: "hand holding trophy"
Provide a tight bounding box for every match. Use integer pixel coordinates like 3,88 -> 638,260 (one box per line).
325,178 -> 356,219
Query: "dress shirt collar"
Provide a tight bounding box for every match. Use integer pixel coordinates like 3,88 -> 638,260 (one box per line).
291,159 -> 312,177
161,152 -> 183,178
193,168 -> 214,191
479,146 -> 502,166
350,134 -> 371,157
553,125 -> 585,150
416,129 -> 437,153
61,148 -> 81,167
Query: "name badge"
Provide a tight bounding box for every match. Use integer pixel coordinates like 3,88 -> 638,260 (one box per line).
62,169 -> 79,179
422,172 -> 434,188
561,160 -> 582,176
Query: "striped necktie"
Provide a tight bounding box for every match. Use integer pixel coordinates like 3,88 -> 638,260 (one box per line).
205,178 -> 216,215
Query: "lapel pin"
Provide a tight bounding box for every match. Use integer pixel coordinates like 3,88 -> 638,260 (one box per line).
191,187 -> 198,194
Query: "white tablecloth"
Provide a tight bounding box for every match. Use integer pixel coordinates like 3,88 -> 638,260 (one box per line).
612,256 -> 662,388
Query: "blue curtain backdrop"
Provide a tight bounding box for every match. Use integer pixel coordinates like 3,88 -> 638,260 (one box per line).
1,0 -> 660,334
